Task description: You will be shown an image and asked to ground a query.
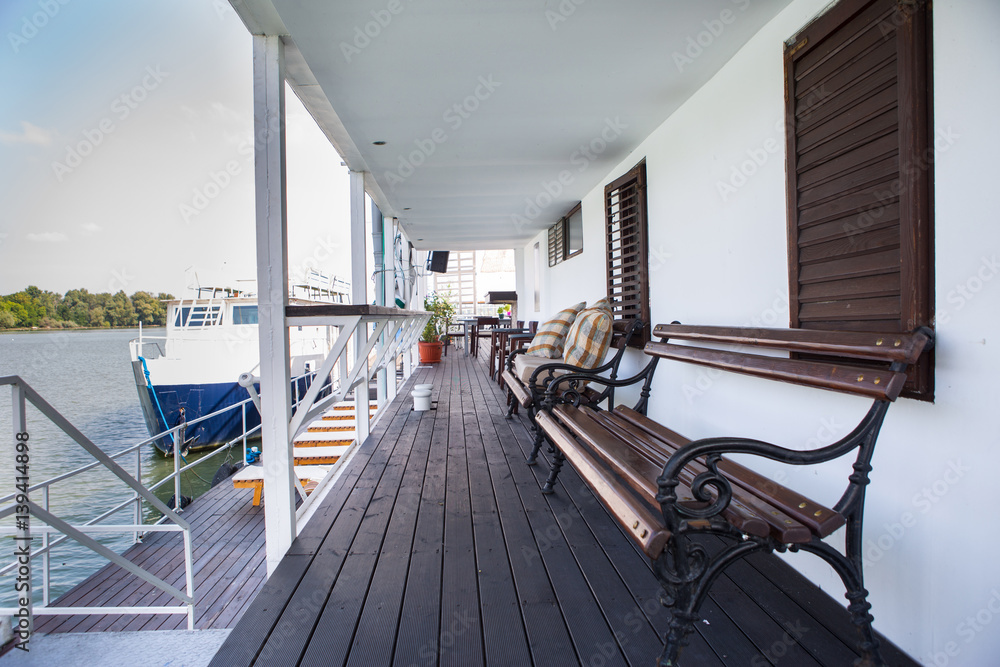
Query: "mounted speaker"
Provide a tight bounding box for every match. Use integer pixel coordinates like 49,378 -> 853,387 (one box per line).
427,251 -> 450,273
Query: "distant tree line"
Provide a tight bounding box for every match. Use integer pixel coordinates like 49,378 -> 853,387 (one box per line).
0,286 -> 175,329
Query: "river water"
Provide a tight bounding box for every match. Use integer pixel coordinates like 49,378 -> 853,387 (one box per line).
0,328 -> 232,607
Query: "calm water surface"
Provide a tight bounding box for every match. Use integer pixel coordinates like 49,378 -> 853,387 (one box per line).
0,328 -> 235,606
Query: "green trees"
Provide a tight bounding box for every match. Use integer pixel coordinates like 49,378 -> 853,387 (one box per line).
131,291 -> 168,325
0,287 -> 174,329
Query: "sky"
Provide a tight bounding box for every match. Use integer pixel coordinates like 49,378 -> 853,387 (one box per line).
0,0 -> 353,298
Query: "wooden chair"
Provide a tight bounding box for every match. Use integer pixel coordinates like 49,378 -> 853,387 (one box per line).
470,317 -> 499,358
496,321 -> 537,385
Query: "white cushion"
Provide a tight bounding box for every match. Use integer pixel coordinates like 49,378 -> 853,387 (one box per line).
514,353 -> 568,384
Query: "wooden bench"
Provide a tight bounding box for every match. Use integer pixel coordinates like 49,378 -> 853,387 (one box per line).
534,323 -> 934,666
501,318 -> 657,464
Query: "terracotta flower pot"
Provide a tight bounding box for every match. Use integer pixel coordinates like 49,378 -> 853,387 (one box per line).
418,341 -> 443,364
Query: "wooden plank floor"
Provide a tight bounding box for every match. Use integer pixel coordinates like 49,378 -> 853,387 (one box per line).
210,351 -> 920,666
34,463 -> 269,634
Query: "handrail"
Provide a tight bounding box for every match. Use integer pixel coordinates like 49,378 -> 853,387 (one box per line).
0,376 -> 197,632
0,309 -> 428,635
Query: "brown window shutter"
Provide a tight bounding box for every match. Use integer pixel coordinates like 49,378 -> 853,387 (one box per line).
548,219 -> 565,267
785,0 -> 933,399
605,160 -> 650,346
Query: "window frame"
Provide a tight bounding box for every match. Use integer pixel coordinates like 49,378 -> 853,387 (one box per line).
565,202 -> 584,259
547,202 -> 584,266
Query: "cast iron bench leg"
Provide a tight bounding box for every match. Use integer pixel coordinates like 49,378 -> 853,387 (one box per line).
541,448 -> 565,494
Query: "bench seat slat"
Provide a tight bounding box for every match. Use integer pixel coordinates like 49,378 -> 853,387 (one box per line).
652,324 -> 930,365
501,369 -> 533,407
593,410 -> 816,544
535,411 -> 671,558
614,407 -> 846,539
551,405 -> 781,541
644,341 -> 907,400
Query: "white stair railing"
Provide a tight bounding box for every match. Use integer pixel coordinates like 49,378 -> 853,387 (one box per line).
0,376 -> 197,633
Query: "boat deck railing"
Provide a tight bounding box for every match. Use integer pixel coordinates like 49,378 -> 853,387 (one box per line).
0,375 -> 198,634
0,307 -> 429,639
0,363 -> 329,618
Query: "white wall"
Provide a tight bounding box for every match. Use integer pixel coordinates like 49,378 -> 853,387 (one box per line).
521,0 -> 1000,663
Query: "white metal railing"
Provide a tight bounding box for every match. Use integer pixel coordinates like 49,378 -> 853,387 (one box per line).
0,309 -> 428,638
0,376 -> 197,631
0,310 -> 426,633
283,307 -> 429,522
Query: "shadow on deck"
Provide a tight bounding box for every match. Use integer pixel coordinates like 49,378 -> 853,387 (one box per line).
208,351 -> 917,666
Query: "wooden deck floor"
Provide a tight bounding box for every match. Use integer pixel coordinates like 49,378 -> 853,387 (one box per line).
34,464 -> 269,634
209,351 -> 918,666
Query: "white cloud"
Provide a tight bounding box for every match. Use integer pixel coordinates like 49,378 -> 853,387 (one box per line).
0,121 -> 55,146
81,222 -> 103,234
26,232 -> 68,243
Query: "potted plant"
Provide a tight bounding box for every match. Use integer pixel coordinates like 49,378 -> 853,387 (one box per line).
418,292 -> 456,364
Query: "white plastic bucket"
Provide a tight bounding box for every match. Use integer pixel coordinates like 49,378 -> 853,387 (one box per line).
412,388 -> 432,411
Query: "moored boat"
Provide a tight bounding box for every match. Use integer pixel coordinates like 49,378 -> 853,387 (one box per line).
129,274 -> 348,455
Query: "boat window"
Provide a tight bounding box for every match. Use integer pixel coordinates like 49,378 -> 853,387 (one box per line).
232,305 -> 259,325
174,305 -> 223,327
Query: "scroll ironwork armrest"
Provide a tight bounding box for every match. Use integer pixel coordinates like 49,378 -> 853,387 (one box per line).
654,398 -> 891,530
541,356 -> 660,415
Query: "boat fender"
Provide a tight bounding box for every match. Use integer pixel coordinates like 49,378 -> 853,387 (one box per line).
211,461 -> 244,488
167,493 -> 192,510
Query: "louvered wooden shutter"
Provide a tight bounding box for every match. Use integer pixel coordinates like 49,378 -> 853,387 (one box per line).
785,0 -> 933,399
605,161 -> 650,346
548,220 -> 565,267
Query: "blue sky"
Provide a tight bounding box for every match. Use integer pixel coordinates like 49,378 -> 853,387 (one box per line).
0,0 -> 352,297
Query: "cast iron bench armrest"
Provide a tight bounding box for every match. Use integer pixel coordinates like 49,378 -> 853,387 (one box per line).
541,357 -> 660,414
502,318 -> 647,465
657,400 -> 889,519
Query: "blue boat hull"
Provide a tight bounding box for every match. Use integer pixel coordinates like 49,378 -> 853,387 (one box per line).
132,364 -> 328,455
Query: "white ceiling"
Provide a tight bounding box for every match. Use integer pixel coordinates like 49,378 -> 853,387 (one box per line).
232,0 -> 793,250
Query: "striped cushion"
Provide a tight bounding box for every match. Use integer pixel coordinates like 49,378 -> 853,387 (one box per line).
563,298 -> 614,369
526,302 -> 586,358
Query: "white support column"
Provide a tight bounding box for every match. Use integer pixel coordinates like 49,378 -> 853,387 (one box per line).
385,218 -> 401,397
385,319 -> 398,404
350,171 -> 367,307
252,34 -> 295,576
349,171 -> 372,433
353,320 -> 372,443
371,202 -> 388,409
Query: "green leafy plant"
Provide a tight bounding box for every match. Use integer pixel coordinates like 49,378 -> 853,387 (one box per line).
421,292 -> 456,343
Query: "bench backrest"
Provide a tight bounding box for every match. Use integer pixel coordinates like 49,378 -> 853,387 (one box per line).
646,324 -> 933,401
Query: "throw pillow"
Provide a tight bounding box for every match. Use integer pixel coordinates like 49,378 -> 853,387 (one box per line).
526,302 -> 586,358
563,298 -> 614,369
